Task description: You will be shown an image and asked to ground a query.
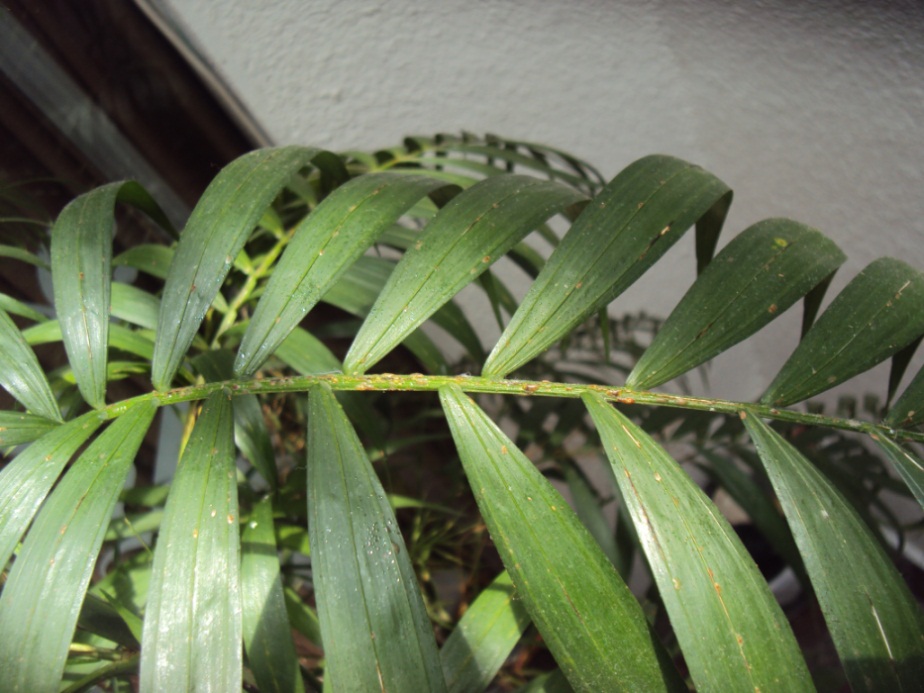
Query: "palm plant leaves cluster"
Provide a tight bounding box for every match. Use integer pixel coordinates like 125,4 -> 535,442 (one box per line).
1,132 -> 923,692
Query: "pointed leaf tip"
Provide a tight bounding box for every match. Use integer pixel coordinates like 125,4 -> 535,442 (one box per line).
152,146 -> 326,390
484,155 -> 731,377
762,257 -> 924,407
744,415 -> 924,690
628,218 -> 845,390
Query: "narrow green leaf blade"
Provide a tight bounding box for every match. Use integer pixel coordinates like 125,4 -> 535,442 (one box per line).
242,496 -> 305,693
274,326 -> 342,374
139,393 -> 241,692
0,308 -> 62,421
322,256 -> 450,373
762,258 -> 924,407
0,291 -> 48,323
236,173 -> 453,375
111,282 -> 160,331
628,219 -> 845,389
886,361 -> 924,427
344,175 -> 585,374
0,410 -> 59,446
0,403 -> 155,692
307,383 -> 446,692
50,182 -> 163,408
484,156 -> 731,377
440,570 -> 531,693
583,394 -> 812,691
113,244 -> 174,280
152,146 -> 322,390
743,413 -> 924,689
439,385 -> 684,692
873,435 -> 924,510
0,411 -> 102,569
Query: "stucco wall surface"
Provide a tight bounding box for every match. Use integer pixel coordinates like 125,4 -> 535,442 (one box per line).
157,0 -> 924,402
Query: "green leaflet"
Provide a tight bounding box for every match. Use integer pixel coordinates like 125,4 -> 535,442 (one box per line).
0,291 -> 48,323
696,449 -> 806,586
274,325 -> 342,374
583,394 -> 812,691
559,457 -> 626,575
440,570 -> 531,693
0,308 -> 62,421
743,414 -> 924,690
283,586 -> 323,647
439,385 -> 684,693
113,243 -> 175,280
886,361 -> 924,427
111,282 -> 160,331
21,319 -> 155,363
0,243 -> 50,269
628,218 -> 845,389
0,403 -> 155,692
236,172 -> 455,375
0,410 -> 59,447
762,257 -> 924,407
484,155 -> 731,377
51,182 -> 169,408
241,497 -> 305,693
0,411 -> 102,569
322,255 -> 452,373
139,393 -> 241,692
873,435 -> 924,511
152,146 -> 330,390
307,383 -> 446,692
344,175 -> 585,374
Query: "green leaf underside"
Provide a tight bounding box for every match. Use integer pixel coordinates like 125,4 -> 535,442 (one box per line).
583,394 -> 812,691
0,308 -> 62,421
0,410 -> 59,446
0,403 -> 155,692
152,146 -> 325,390
139,393 -> 242,692
241,496 -> 305,693
762,257 -> 924,407
51,182 -> 166,409
484,155 -> 731,378
873,435 -> 924,511
886,361 -> 924,427
236,172 -> 456,375
628,218 -> 845,389
307,383 -> 446,692
344,175 -> 586,374
0,411 -> 102,569
743,414 -> 924,690
439,385 -> 684,692
440,570 -> 531,693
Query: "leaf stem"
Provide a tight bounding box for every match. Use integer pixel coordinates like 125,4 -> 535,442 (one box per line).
100,374 -> 924,443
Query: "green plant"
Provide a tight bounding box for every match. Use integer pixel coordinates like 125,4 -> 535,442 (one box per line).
1,133 -> 923,692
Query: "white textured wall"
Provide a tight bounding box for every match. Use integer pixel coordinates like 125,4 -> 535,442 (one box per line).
157,0 -> 924,403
